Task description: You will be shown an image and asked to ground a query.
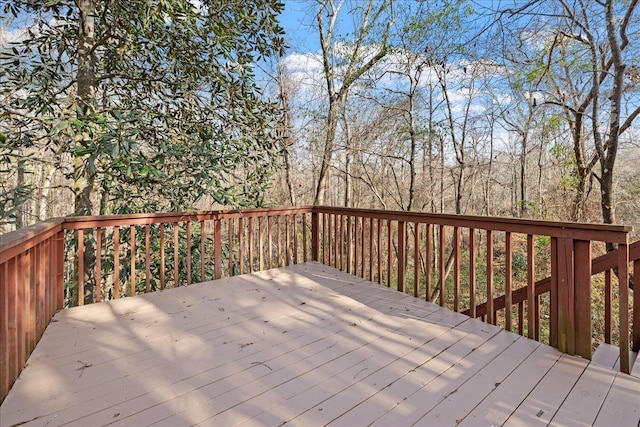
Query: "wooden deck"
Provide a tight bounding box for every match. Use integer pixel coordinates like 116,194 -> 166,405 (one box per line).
1,262 -> 638,427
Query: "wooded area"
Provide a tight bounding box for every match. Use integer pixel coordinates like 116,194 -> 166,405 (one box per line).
1,0 -> 639,238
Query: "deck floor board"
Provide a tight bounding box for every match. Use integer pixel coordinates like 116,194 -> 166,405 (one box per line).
1,262 -> 638,427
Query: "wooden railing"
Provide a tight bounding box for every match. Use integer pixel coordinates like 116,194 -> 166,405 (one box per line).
1,207 -> 312,402
0,206 -> 636,403
310,207 -> 635,374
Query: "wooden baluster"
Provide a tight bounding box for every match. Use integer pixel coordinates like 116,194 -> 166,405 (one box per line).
527,234 -> 535,339
292,215 -> 298,265
426,224 -> 432,301
174,223 -> 179,287
505,232 -> 513,334
334,215 -> 340,268
361,216 -> 366,278
377,218 -> 382,284
276,216 -> 282,267
339,215 -> 344,271
259,217 -> 265,270
186,222 -> 192,284
239,217 -> 244,274
486,229 -> 494,324
114,226 -> 121,296
214,218 -> 222,279
130,225 -> 136,295
200,220 -> 205,281
323,213 -> 328,265
634,257 -> 640,352
369,217 -> 374,282
145,224 -> 151,293
354,217 -> 359,277
328,214 -> 332,267
387,220 -> 393,288
469,228 -> 476,317
159,224 -> 165,290
228,218 -> 234,275
347,216 -> 352,274
301,214 -> 306,264
604,269 -> 612,344
248,217 -> 254,272
439,225 -> 446,307
398,221 -> 406,293
77,229 -> 84,306
535,296 -> 540,341
285,215 -> 290,266
95,227 -> 102,302
414,223 -> 420,298
453,227 -> 460,311
518,301 -> 524,336
267,216 -> 273,268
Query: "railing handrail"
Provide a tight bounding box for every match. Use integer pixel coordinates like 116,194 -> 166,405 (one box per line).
62,206 -> 314,229
313,206 -> 631,243
0,218 -> 64,263
467,239 -> 640,318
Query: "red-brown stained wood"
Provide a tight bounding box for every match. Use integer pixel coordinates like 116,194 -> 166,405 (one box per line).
214,219 -> 222,279
95,227 -> 102,302
228,218 -> 234,275
387,220 -> 393,288
347,216 -> 353,274
114,226 -> 121,296
200,220 -> 205,282
454,227 -> 460,312
311,212 -> 318,262
77,229 -> 84,306
130,225 -> 136,296
633,258 -> 640,352
369,217 -> 374,282
239,217 -> 245,274
186,221 -> 192,284
6,258 -> 17,402
0,262 -> 8,401
397,221 -> 406,293
267,216 -> 274,268
377,218 -> 382,284
328,214 -> 333,267
518,301 -> 524,335
557,238 -> 575,355
361,216 -> 366,278
158,224 -> 165,290
414,223 -> 420,298
486,230 -> 494,324
16,254 -> 25,374
248,217 -> 255,273
22,250 -> 32,358
259,217 -> 265,270
605,269 -> 612,344
55,231 -> 64,308
292,215 -> 298,265
145,224 -> 151,293
618,242 -> 630,374
354,217 -> 359,277
301,214 -> 306,264
439,225 -> 445,307
549,237 -> 557,348
426,224 -> 432,301
574,240 -> 592,360
276,216 -> 282,268
322,213 -> 328,265
527,234 -> 535,339
469,228 -> 476,317
505,232 -> 513,333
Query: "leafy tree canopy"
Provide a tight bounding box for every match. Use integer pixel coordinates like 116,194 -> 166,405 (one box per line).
1,0 -> 286,218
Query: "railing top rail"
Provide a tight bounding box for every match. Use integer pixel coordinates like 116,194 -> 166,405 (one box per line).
0,218 -> 65,263
312,206 -> 631,244
62,206 -> 314,229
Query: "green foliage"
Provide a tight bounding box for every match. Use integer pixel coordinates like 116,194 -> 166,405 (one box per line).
0,0 -> 286,220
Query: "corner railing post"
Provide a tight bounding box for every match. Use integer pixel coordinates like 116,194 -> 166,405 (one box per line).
311,210 -> 319,262
556,238 -> 575,355
574,240 -> 592,360
618,240 -> 630,374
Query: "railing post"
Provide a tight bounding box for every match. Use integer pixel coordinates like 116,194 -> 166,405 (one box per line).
556,238 -> 575,355
397,221 -> 406,293
311,211 -> 319,262
633,254 -> 640,353
574,240 -> 592,360
618,241 -> 630,374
